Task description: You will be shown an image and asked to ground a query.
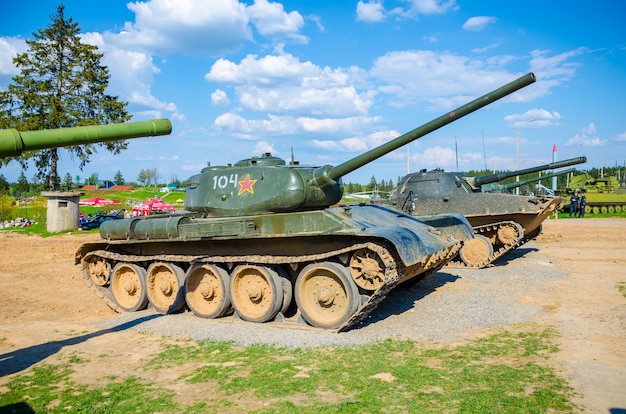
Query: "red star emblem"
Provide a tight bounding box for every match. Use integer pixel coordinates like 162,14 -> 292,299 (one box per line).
238,174 -> 257,195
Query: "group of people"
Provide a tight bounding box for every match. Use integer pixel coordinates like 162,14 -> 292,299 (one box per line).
568,190 -> 587,217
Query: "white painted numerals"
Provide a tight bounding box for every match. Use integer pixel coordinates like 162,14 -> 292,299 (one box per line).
212,174 -> 239,190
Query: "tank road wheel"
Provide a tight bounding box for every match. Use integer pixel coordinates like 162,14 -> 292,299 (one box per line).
85,256 -> 111,286
585,205 -> 592,214
458,235 -> 494,267
496,223 -> 521,246
146,262 -> 186,314
110,263 -> 148,312
295,262 -> 361,330
185,264 -> 231,319
230,265 -> 284,323
592,206 -> 600,214
615,205 -> 622,213
608,206 -> 615,214
601,206 -> 608,213
349,248 -> 386,291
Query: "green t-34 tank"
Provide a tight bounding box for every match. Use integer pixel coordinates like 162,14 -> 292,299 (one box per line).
74,73 -> 536,331
384,156 -> 586,268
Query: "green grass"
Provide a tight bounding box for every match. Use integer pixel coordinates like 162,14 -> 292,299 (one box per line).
556,210 -> 626,219
618,282 -> 626,299
0,324 -> 578,413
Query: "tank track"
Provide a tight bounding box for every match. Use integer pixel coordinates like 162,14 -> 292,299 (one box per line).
444,221 -> 524,269
81,241 -> 461,332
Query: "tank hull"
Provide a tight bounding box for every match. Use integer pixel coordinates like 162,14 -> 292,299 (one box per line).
76,205 -> 473,331
407,193 -> 561,237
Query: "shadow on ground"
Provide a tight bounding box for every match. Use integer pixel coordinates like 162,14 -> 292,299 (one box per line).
355,270 -> 460,329
0,314 -> 162,377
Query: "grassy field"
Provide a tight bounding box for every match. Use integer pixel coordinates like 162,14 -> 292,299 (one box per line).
0,324 -> 577,413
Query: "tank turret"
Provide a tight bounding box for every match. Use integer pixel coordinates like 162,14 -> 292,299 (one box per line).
482,167 -> 577,193
185,72 -> 536,217
0,119 -> 173,157
76,73 -> 536,332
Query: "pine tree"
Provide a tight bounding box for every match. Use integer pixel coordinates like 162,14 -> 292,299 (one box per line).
62,172 -> 74,188
14,171 -> 29,196
114,170 -> 125,186
0,174 -> 9,193
0,5 -> 131,190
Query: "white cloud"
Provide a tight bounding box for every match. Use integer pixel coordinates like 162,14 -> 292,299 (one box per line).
246,0 -> 307,43
566,123 -> 607,147
213,113 -> 297,138
472,42 -> 500,54
211,89 -> 230,107
529,48 -> 586,80
252,140 -> 276,155
239,85 -> 371,117
357,0 -> 457,23
463,16 -> 497,31
206,53 -> 372,117
411,145 -> 457,167
81,32 -> 177,114
616,132 -> 626,142
206,54 -> 320,86
0,37 -> 26,75
504,108 -> 561,128
371,50 -> 525,108
300,116 -> 380,134
212,112 -> 381,140
110,0 -> 251,55
103,0 -> 307,55
356,1 -> 386,23
407,0 -> 459,15
311,129 -> 397,152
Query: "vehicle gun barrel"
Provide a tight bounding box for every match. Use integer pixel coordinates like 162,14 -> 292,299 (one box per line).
498,167 -> 576,191
471,156 -> 587,188
0,118 -> 173,157
313,72 -> 537,187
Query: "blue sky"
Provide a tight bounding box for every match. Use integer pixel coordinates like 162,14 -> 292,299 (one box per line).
1,0 -> 624,185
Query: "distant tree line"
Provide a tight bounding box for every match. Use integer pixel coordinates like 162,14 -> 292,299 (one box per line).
1,165 -> 625,199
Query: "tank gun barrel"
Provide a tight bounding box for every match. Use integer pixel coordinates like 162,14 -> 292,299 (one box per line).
0,118 -> 172,157
312,72 -> 536,187
497,167 -> 576,191
471,156 -> 587,188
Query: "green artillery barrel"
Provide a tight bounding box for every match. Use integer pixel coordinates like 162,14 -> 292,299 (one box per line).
313,72 -> 536,186
496,167 -> 576,191
0,118 -> 172,157
472,156 -> 587,188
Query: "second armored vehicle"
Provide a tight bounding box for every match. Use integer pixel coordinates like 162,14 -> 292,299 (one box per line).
559,173 -> 626,214
385,157 -> 586,268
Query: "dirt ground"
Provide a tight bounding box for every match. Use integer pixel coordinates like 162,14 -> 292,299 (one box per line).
0,218 -> 625,412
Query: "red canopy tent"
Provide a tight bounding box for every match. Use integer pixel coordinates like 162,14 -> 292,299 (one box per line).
79,197 -> 122,207
131,197 -> 176,216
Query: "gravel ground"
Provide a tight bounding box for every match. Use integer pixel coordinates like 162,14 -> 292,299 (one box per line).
93,241 -> 564,348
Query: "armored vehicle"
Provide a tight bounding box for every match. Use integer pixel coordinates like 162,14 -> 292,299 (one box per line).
72,73 -> 536,332
385,156 -> 586,268
560,173 -> 626,214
